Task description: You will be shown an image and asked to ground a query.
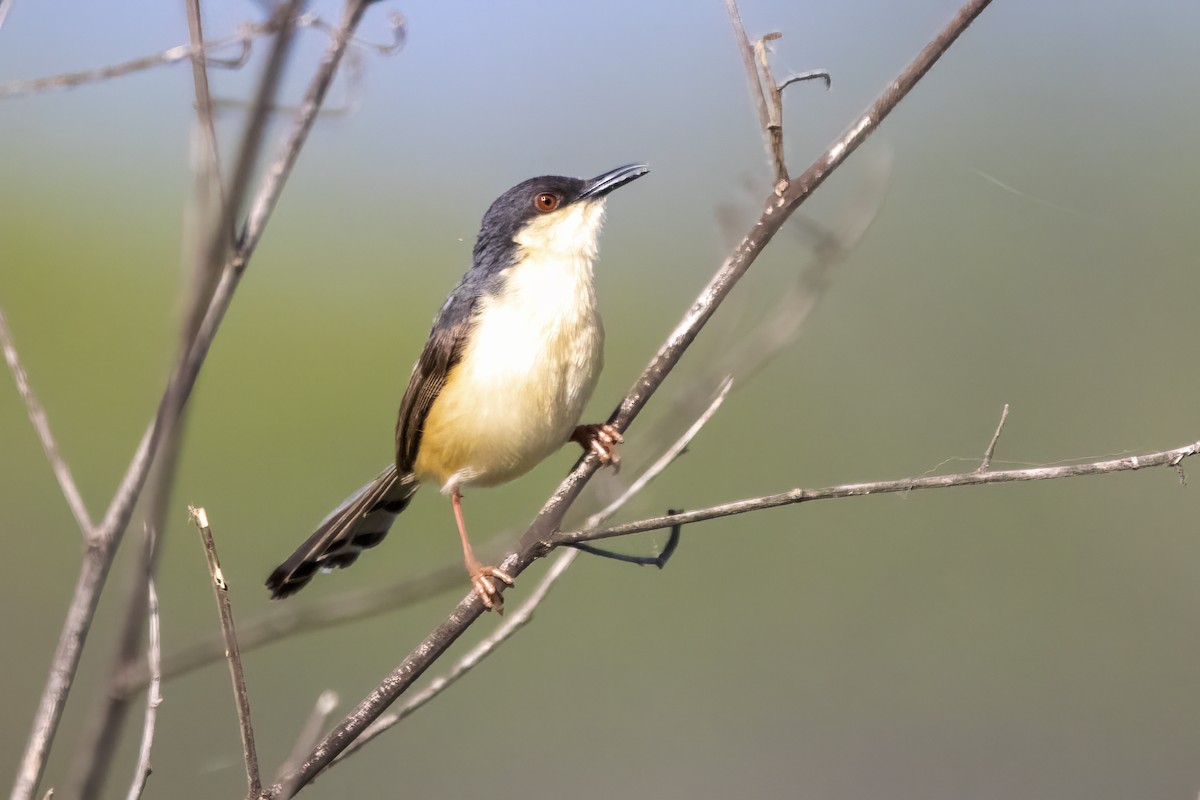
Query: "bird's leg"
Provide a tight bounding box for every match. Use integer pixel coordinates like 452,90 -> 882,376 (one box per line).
451,487 -> 513,611
571,423 -> 623,469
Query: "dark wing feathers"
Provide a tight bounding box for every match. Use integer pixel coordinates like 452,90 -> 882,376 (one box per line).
395,287 -> 480,473
265,466 -> 419,598
268,275 -> 484,600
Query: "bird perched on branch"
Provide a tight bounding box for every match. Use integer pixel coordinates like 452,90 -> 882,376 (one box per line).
266,163 -> 649,610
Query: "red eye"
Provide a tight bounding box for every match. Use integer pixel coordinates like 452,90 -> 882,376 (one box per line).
534,192 -> 560,213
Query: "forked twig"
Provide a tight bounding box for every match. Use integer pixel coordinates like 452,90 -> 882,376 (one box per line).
554,437 -> 1200,547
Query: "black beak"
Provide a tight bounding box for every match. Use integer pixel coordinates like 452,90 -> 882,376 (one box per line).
578,163 -> 650,200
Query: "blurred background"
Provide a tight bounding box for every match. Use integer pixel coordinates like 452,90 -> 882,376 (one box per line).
3,1 -> 1200,798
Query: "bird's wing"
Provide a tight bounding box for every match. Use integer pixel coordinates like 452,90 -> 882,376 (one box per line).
265,465 -> 419,598
395,287 -> 480,473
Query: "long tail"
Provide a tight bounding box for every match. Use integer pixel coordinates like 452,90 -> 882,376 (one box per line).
266,465 -> 420,599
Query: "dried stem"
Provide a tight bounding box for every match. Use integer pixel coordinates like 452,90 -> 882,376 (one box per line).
189,506 -> 261,799
0,308 -> 93,536
978,403 -> 1010,472
319,380 -> 733,776
269,3 -> 993,792
122,579 -> 161,800
554,437 -> 1200,547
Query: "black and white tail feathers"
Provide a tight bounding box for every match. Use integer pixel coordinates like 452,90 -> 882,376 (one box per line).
265,466 -> 420,599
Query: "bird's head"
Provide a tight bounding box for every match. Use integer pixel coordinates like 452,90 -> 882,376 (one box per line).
472,164 -> 648,272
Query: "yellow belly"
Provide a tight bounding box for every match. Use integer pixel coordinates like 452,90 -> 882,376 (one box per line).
412,251 -> 604,492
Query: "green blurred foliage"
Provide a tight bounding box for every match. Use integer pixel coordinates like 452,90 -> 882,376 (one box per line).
3,1 -> 1200,799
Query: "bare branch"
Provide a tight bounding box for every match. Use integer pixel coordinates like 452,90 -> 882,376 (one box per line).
123,579 -> 162,800
190,506 -> 261,799
320,381 -> 734,776
978,403 -> 1010,472
0,308 -> 93,536
270,2 -> 994,792
554,437 -> 1200,547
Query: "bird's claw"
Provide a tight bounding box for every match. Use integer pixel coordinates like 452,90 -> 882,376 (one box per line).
471,565 -> 515,612
572,423 -> 624,471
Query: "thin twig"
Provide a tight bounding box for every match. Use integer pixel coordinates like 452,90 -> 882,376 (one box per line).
189,506 -> 261,799
725,0 -> 776,180
0,308 -> 93,536
275,691 -> 339,796
0,23 -> 260,99
185,0 -> 229,230
123,579 -> 161,800
978,403 -> 1010,472
319,382 -> 735,776
753,33 -> 789,182
118,559 -> 470,694
270,3 -> 993,793
553,437 -> 1200,547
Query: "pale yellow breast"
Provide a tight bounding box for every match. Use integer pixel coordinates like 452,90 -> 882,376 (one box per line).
413,241 -> 605,492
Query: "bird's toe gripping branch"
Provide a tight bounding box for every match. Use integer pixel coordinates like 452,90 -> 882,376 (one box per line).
572,423 -> 624,469
470,564 -> 515,611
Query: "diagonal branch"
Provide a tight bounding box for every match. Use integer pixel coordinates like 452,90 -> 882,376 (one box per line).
190,506 -> 261,799
0,308 -> 93,536
316,380 -> 734,777
553,437 -> 1200,547
270,1 -> 994,794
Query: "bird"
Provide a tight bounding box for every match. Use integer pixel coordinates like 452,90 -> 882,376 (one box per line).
266,163 -> 649,610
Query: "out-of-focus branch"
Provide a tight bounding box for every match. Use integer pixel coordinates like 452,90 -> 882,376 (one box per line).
553,436 -> 1200,547
122,578 -> 161,800
275,690 -> 338,798
11,3 -> 381,797
272,4 -> 993,792
0,309 -> 93,536
190,506 -> 261,800
0,21 -> 261,100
